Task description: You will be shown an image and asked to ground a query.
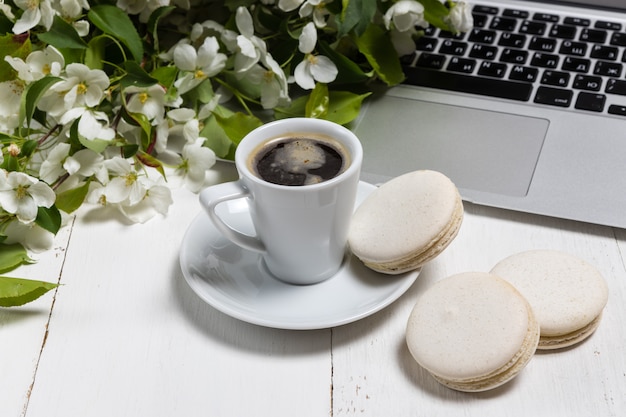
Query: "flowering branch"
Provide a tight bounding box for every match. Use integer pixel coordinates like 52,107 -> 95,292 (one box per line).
0,0 -> 472,305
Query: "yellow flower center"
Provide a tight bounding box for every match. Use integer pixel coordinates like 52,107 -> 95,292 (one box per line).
125,171 -> 138,187
194,69 -> 205,79
76,82 -> 88,95
42,63 -> 51,75
307,55 -> 319,65
263,70 -> 274,83
15,185 -> 28,200
138,92 -> 149,104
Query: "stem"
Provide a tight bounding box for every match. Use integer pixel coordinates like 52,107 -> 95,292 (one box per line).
38,125 -> 61,146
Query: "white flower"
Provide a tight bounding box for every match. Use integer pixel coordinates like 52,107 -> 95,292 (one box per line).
13,0 -> 54,34
125,84 -> 167,123
0,1 -> 15,19
0,170 -> 56,223
176,141 -> 216,192
278,0 -> 304,12
173,36 -> 227,94
446,1 -> 473,33
116,177 -> 173,223
3,220 -> 55,253
39,142 -> 71,184
231,7 -> 268,73
59,108 -> 116,142
101,157 -> 145,205
294,23 -> 338,90
0,80 -> 24,130
38,63 -> 110,118
64,148 -> 105,178
383,0 -> 427,32
5,45 -> 65,82
299,0 -> 330,28
239,59 -> 290,109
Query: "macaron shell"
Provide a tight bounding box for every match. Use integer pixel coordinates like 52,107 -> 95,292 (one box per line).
348,170 -> 463,273
490,250 -> 608,349
406,272 -> 539,391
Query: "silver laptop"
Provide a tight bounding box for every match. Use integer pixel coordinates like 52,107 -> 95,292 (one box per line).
353,0 -> 626,228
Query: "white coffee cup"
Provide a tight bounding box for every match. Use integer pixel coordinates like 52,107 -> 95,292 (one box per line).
199,118 -> 363,285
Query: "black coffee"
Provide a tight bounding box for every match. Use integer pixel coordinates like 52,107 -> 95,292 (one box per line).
250,135 -> 349,186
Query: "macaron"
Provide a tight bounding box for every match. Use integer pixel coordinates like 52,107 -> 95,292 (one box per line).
491,250 -> 609,350
406,272 -> 540,392
348,170 -> 463,274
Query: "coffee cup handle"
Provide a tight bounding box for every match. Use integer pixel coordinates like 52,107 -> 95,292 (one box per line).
199,181 -> 266,253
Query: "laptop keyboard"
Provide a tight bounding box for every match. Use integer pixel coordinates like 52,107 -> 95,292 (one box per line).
401,4 -> 626,116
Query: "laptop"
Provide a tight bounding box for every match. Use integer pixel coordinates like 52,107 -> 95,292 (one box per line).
352,0 -> 626,228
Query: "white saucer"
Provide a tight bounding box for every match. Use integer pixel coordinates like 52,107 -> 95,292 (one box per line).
179,181 -> 420,330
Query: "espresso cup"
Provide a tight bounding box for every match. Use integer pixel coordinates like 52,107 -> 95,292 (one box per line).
199,118 -> 363,285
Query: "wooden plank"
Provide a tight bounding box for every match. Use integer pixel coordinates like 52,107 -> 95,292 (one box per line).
331,202 -> 626,416
0,221 -> 72,417
25,173 -> 333,417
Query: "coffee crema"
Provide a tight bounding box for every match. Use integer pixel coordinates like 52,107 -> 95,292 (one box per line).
249,134 -> 350,186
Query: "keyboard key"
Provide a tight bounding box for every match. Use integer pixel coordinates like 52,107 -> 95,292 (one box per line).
549,24 -> 577,39
416,53 -> 446,69
478,61 -> 508,78
573,74 -> 602,91
534,86 -> 573,107
490,16 -> 518,32
562,56 -> 591,73
469,44 -> 498,60
439,30 -> 466,40
509,65 -> 539,82
415,37 -> 438,52
520,20 -> 547,35
472,13 -> 489,28
608,104 -> 626,116
468,29 -> 497,44
590,45 -> 619,61
447,57 -> 476,73
596,21 -> 622,31
501,48 -> 529,64
559,40 -> 587,56
403,67 -> 533,101
529,36 -> 557,52
503,9 -> 529,19
610,33 -> 626,47
531,52 -> 560,68
473,5 -> 498,15
594,61 -> 623,77
541,70 -> 570,87
564,17 -> 590,27
606,79 -> 626,95
439,39 -> 468,55
498,32 -> 527,48
580,28 -> 607,43
533,13 -> 559,23
575,92 -> 606,112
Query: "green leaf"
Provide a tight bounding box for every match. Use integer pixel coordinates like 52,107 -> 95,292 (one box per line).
136,151 -> 166,178
19,76 -> 62,128
151,66 -> 178,89
35,206 -> 62,235
0,33 -> 31,82
147,6 -> 176,52
19,140 -> 38,157
89,5 -> 144,62
37,16 -> 88,50
305,84 -> 329,119
317,41 -> 371,85
274,95 -> 307,119
85,35 -> 107,70
72,119 -> 110,153
214,112 -> 263,145
326,91 -> 371,125
121,61 -> 159,88
55,181 -> 90,214
201,114 -> 235,159
0,244 -> 34,274
355,24 -> 405,86
421,0 -> 454,30
339,0 -> 378,37
0,276 -> 58,307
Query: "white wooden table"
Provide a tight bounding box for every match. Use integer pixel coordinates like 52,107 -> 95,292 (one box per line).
2,161 -> 625,417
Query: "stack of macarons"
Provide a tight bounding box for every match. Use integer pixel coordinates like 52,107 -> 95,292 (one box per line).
348,170 -> 463,274
405,249 -> 609,392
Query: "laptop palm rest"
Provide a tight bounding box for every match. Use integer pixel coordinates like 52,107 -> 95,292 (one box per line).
353,96 -> 549,197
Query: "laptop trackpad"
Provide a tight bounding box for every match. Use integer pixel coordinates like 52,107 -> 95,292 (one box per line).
354,96 -> 549,197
